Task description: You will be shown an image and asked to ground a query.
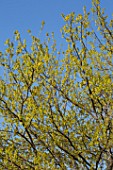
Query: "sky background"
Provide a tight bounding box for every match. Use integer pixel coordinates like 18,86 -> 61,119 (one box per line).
0,0 -> 113,57
0,1 -> 112,168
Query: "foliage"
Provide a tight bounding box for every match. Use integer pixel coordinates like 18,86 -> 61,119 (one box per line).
0,0 -> 113,169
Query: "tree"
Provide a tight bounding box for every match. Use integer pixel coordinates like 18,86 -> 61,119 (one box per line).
0,0 -> 113,169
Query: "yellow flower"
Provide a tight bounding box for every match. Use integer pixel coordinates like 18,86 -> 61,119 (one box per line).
65,15 -> 70,21
0,51 -> 2,56
6,48 -> 11,53
14,30 -> 19,34
27,29 -> 31,33
76,14 -> 83,21
5,39 -> 10,45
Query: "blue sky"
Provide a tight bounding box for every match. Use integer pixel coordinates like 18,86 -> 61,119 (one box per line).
0,1 -> 112,167
0,0 -> 112,51
0,0 -> 89,50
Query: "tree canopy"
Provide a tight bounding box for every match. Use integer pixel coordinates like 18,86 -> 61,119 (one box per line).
0,0 -> 113,169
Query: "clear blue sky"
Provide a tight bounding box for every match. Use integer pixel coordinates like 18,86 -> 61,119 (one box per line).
0,0 -> 112,52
